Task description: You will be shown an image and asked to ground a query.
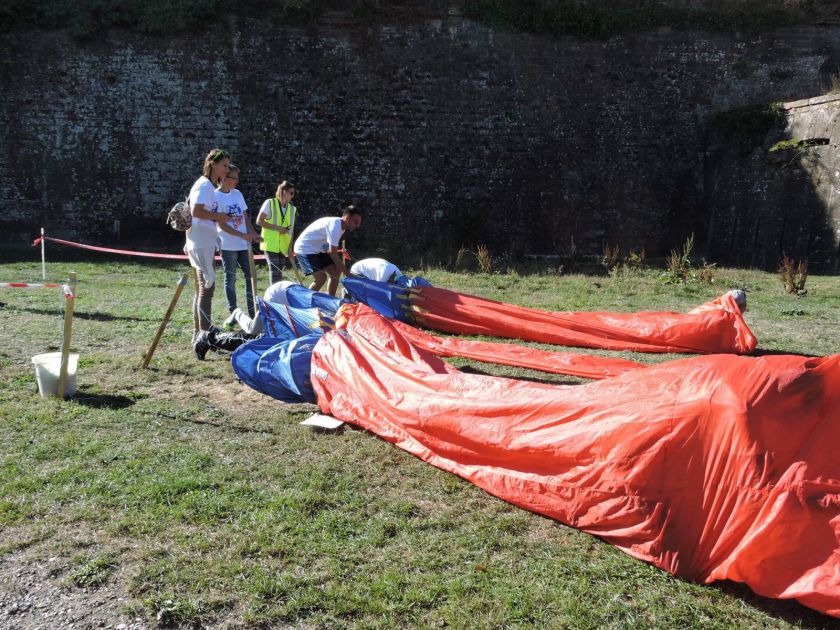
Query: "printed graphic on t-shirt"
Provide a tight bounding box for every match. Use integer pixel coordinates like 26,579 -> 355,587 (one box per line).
225,203 -> 244,229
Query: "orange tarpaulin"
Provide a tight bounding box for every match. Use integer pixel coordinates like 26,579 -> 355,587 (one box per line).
410,288 -> 757,354
387,317 -> 644,380
314,304 -> 840,617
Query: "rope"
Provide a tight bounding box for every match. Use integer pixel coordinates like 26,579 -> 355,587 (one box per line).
0,282 -> 64,289
33,236 -> 266,261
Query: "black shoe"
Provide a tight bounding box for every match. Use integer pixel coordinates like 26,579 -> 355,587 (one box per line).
193,331 -> 211,360
212,331 -> 248,353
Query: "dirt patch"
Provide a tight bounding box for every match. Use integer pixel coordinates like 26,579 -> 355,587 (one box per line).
0,546 -> 149,630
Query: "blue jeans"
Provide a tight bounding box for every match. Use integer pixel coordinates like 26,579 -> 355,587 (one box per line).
220,249 -> 254,317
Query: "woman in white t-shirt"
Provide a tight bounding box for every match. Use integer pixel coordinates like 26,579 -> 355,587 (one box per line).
186,148 -> 232,345
216,165 -> 260,320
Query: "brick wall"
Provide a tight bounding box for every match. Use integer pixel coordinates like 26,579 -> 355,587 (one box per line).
2,16 -> 838,269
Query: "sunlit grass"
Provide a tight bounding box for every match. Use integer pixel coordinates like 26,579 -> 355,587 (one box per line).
0,257 -> 837,627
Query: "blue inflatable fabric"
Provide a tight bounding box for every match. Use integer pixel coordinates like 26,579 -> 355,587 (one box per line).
341,277 -> 414,322
257,298 -> 336,340
231,334 -> 320,403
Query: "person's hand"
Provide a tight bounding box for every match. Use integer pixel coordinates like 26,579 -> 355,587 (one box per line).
253,233 -> 263,243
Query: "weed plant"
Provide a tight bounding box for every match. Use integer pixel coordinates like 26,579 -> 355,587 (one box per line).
779,255 -> 808,295
475,244 -> 493,274
0,256 -> 838,627
601,245 -> 647,278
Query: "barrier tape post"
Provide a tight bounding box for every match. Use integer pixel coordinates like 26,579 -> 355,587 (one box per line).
248,245 -> 259,315
141,272 -> 189,369
40,228 -> 46,281
57,271 -> 77,399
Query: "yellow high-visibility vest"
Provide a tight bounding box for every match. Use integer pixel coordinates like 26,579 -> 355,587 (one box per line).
260,199 -> 296,255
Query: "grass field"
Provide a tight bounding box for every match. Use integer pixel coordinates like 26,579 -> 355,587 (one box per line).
0,253 -> 838,628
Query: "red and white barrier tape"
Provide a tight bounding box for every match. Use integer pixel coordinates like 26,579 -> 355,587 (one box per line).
62,284 -> 75,300
33,236 -> 267,261
0,282 -> 63,289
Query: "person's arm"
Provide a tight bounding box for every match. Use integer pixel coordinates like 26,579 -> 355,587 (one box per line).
255,203 -> 290,234
191,203 -> 230,222
243,211 -> 262,242
287,219 -> 295,258
218,220 -> 252,240
256,217 -> 290,234
327,245 -> 351,276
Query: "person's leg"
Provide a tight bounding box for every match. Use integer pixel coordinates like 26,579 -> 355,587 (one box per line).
220,249 -> 238,314
191,267 -> 200,339
238,249 -> 255,317
196,268 -> 215,331
267,251 -> 284,285
309,271 -> 328,292
233,308 -> 264,336
324,265 -> 341,296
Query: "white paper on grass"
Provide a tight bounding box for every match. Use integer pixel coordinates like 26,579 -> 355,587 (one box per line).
300,414 -> 345,430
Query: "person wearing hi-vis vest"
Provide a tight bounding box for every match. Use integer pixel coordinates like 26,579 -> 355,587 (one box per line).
256,181 -> 297,285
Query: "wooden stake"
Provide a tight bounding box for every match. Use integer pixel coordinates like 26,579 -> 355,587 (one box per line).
141,272 -> 189,369
40,227 -> 46,280
57,271 -> 76,398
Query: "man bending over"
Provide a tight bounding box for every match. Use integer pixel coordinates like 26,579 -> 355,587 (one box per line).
293,205 -> 363,296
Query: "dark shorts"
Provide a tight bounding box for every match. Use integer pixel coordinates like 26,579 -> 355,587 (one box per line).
296,252 -> 335,275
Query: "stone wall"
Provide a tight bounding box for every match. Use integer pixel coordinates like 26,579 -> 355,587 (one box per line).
2,15 -> 839,269
704,94 -> 840,273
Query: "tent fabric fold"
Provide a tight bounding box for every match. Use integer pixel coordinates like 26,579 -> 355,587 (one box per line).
384,316 -> 644,380
311,304 -> 840,617
408,286 -> 757,354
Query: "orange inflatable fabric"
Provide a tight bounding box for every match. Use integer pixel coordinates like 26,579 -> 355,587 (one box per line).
410,287 -> 757,354
388,317 -> 644,380
314,304 -> 840,617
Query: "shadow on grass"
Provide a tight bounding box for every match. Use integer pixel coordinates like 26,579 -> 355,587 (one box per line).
751,348 -> 817,358
72,393 -> 137,409
7,305 -> 152,323
715,581 -> 835,628
457,364 -> 585,386
177,416 -> 279,434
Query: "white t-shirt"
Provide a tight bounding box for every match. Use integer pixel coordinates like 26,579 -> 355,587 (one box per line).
263,280 -> 298,305
187,176 -> 219,248
293,217 -> 343,256
351,258 -> 401,283
215,188 -> 249,251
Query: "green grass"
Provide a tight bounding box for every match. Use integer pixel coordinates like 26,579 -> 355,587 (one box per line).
0,255 -> 838,627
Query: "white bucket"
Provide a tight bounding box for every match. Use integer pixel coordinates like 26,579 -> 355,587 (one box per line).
31,352 -> 78,398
